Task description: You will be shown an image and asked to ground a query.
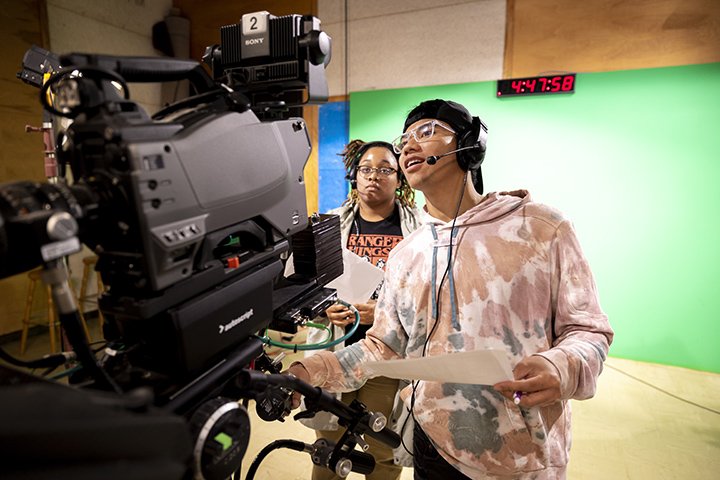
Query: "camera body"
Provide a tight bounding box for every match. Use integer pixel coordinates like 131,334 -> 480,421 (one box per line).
0,14 -> 408,480
1,12 -> 335,396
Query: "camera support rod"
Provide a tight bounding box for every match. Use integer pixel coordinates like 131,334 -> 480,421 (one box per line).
238,371 -> 401,449
41,260 -> 121,393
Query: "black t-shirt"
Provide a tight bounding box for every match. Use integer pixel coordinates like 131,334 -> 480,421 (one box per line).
344,206 -> 403,345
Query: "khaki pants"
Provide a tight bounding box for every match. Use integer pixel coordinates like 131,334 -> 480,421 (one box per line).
312,376 -> 402,480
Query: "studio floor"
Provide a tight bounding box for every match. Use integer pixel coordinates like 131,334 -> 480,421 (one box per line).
3,318 -> 719,480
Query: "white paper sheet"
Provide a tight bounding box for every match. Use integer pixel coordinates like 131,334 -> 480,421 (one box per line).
324,248 -> 385,305
284,248 -> 384,305
364,349 -> 515,386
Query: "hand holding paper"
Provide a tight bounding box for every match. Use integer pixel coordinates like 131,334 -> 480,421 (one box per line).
364,349 -> 515,386
284,248 -> 384,306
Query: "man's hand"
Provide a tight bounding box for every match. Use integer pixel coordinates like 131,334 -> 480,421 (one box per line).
284,363 -> 311,410
353,300 -> 376,325
325,300 -> 376,327
325,303 -> 354,327
493,355 -> 561,408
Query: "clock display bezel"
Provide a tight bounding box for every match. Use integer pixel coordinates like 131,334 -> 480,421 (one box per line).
497,74 -> 576,97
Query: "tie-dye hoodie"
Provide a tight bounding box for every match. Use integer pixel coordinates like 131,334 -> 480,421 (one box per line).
295,190 -> 613,479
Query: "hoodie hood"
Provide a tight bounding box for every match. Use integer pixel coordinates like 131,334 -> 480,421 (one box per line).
421,189 -> 530,229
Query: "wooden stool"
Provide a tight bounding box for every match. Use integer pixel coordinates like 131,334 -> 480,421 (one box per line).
19,268 -> 91,355
78,255 -> 104,326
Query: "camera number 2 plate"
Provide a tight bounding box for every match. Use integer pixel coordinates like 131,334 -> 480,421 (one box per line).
242,11 -> 269,35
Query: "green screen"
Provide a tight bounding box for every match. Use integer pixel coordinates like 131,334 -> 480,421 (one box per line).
349,63 -> 720,373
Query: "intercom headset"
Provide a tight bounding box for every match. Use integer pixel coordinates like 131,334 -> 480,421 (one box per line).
426,116 -> 488,170
403,99 -> 488,193
345,140 -> 403,190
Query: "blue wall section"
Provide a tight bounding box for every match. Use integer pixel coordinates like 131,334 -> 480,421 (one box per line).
318,101 -> 349,213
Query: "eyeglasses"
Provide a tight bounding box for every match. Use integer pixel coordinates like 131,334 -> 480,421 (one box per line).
357,166 -> 398,177
392,120 -> 456,154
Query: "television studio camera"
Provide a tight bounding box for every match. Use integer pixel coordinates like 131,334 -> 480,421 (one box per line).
0,12 -> 399,480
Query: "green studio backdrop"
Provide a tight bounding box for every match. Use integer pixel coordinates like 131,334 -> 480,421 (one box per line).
348,63 -> 720,373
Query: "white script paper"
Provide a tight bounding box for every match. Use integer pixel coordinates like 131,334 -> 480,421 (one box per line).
325,248 -> 384,305
284,248 -> 384,305
364,349 -> 515,386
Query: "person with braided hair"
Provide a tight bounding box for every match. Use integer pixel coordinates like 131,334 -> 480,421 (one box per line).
301,139 -> 421,480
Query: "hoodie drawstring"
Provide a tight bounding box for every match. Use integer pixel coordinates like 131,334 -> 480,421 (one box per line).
430,224 -> 460,330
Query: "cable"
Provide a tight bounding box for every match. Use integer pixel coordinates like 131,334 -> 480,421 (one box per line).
0,345 -> 73,370
49,364 -> 82,380
258,309 -> 361,352
245,439 -> 309,479
401,171 -> 470,456
259,322 -> 331,351
421,172 -> 467,355
605,361 -> 720,416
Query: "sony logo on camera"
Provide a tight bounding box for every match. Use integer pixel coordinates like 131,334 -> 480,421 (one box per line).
218,308 -> 255,334
241,11 -> 270,58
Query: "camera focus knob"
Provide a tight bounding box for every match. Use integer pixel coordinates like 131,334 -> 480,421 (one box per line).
189,397 -> 250,480
46,212 -> 78,240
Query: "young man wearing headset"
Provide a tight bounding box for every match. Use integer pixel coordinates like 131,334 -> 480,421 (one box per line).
288,99 -> 613,479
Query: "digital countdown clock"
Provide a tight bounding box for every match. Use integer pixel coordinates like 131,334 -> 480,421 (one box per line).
497,74 -> 576,97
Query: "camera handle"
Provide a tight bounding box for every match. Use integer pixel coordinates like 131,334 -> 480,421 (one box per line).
239,371 -> 401,449
40,259 -> 121,393
239,371 -> 400,477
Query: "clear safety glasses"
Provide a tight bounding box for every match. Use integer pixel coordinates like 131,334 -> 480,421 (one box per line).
392,120 -> 456,154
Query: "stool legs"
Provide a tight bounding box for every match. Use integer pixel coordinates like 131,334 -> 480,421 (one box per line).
79,256 -> 103,337
72,287 -> 91,343
46,284 -> 57,353
79,264 -> 89,318
19,268 -> 92,355
19,274 -> 37,355
96,273 -> 105,325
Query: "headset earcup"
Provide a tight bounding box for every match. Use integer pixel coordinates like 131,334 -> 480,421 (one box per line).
456,121 -> 476,171
475,117 -> 487,164
457,117 -> 486,171
347,165 -> 357,189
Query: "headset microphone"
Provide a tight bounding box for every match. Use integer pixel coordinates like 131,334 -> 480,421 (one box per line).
426,145 -> 480,165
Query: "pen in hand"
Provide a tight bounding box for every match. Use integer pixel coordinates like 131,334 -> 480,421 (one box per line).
513,391 -> 523,405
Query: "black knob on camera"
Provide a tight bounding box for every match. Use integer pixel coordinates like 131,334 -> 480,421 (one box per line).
299,30 -> 332,66
255,384 -> 293,422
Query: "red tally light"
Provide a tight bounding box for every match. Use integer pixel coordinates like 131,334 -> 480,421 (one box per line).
226,257 -> 240,269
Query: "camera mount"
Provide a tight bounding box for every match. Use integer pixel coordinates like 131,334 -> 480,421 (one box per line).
0,11 -> 401,480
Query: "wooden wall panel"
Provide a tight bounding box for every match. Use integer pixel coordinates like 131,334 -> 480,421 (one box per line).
0,0 -> 52,336
303,105 -> 319,215
505,0 -> 720,78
